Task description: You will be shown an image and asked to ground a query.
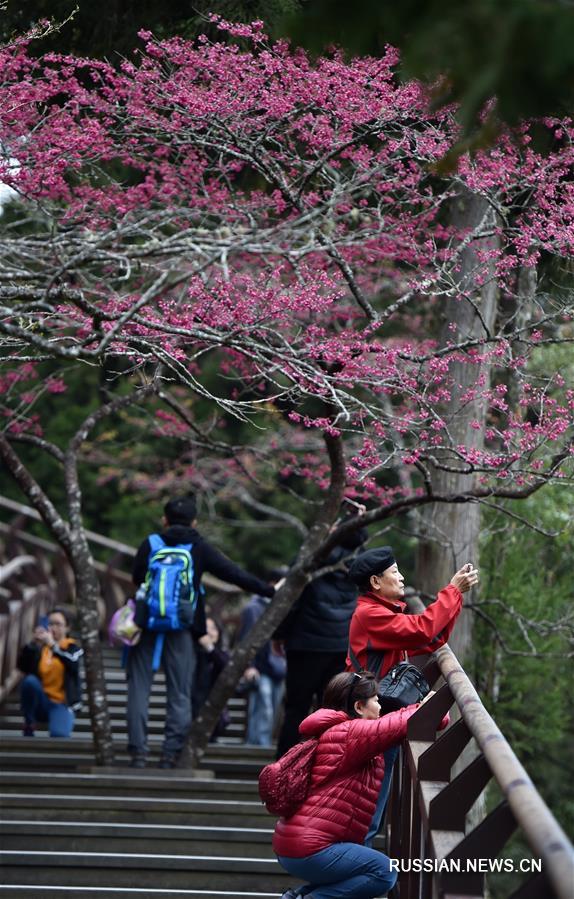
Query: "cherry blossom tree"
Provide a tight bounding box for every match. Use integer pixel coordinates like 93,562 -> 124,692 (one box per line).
0,18 -> 572,764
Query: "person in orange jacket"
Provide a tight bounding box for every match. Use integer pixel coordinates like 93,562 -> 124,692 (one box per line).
18,608 -> 83,737
345,545 -> 478,846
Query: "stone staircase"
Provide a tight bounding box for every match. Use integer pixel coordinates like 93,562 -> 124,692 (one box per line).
0,647 -> 297,898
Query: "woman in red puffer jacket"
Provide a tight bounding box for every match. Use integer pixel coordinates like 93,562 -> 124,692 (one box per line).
273,671 -> 447,899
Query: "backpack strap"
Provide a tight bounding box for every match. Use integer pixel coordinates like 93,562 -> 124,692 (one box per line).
148,533 -> 165,553
152,633 -> 164,671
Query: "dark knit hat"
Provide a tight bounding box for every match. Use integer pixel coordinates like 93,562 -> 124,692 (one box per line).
348,546 -> 396,587
164,495 -> 197,525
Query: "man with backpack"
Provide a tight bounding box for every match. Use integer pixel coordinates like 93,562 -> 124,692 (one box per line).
127,494 -> 276,769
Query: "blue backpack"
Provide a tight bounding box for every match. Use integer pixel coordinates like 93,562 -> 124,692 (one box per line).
141,534 -> 197,669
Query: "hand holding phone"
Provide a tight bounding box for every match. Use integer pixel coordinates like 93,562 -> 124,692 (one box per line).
450,562 -> 479,593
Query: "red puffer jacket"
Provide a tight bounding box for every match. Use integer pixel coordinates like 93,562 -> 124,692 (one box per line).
273,704 -> 422,858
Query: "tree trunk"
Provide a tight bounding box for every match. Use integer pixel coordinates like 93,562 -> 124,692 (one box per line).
70,541 -> 115,765
416,191 -> 499,661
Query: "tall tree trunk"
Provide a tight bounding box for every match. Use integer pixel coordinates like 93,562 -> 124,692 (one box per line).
69,536 -> 115,765
416,191 -> 499,662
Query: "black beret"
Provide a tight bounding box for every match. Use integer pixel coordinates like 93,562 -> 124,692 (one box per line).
348,546 -> 396,586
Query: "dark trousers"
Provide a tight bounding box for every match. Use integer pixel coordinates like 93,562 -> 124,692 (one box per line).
126,629 -> 196,757
276,650 -> 346,759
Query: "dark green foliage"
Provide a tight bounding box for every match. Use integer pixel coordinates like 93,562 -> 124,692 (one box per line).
2,0 -> 300,59
476,490 -> 574,845
285,0 -> 574,135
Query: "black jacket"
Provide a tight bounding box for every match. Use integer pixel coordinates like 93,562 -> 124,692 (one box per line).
17,641 -> 83,710
274,531 -> 367,654
132,525 -> 274,639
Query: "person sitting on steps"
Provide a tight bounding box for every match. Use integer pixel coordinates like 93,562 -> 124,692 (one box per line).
18,608 -> 83,738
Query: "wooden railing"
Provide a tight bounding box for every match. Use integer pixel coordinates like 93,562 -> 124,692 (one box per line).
388,644 -> 574,898
0,584 -> 51,705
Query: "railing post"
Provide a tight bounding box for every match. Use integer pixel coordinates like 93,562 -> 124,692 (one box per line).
438,801 -> 517,896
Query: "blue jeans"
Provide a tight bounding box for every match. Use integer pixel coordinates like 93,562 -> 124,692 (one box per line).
20,674 -> 75,737
277,843 -> 397,899
246,673 -> 284,746
364,746 -> 399,848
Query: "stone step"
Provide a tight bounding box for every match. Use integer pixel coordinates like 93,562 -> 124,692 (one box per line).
0,821 -> 276,858
0,888 -> 280,898
2,696 -> 248,713
0,771 -> 260,800
0,736 -> 271,761
0,807 -> 272,828
0,719 -> 248,738
0,752 -> 262,777
0,672 -> 288,897
0,792 -> 272,824
0,851 -> 295,891
0,768 -> 258,799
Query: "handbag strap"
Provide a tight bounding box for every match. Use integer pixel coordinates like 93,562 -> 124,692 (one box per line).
348,644 -> 362,673
348,643 -> 388,679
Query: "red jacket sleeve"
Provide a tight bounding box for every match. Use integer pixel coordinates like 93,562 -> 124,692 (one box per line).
357,585 -> 463,653
341,705 -> 420,769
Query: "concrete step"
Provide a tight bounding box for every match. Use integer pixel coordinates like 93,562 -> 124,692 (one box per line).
0,736 -> 271,761
0,821 -> 276,858
0,768 -> 258,799
2,694 -> 247,710
0,806 -> 272,828
0,736 -> 271,776
0,771 -> 260,800
0,889 -> 281,898
0,719 -> 248,738
0,792 -> 272,825
0,668 -> 288,898
0,851 -> 295,891
0,752 -> 262,776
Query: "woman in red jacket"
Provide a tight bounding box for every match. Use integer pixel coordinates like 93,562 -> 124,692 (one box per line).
273,671 -> 445,899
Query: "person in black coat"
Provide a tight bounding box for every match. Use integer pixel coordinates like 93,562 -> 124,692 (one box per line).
191,616 -> 230,742
128,494 -> 276,769
273,514 -> 368,758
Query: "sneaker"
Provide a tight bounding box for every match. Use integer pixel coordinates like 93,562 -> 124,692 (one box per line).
158,753 -> 178,769
279,890 -> 303,899
129,755 -> 146,769
22,724 -> 35,737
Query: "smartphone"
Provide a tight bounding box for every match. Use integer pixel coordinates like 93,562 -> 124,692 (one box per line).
37,616 -> 49,629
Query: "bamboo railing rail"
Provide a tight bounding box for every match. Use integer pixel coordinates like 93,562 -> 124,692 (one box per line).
387,605 -> 574,898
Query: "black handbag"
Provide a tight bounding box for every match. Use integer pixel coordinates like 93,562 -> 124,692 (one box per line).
377,662 -> 430,714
